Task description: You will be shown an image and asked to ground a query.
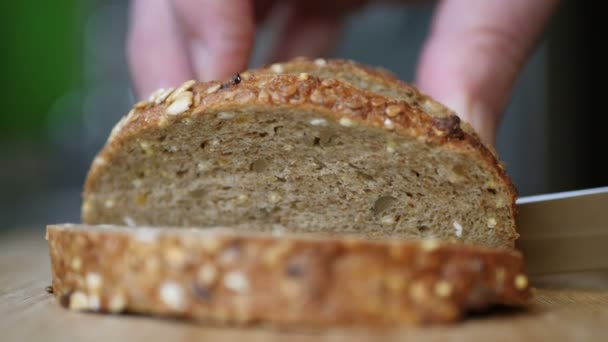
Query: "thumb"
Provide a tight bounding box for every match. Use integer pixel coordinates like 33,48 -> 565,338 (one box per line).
174,0 -> 255,81
416,0 -> 558,144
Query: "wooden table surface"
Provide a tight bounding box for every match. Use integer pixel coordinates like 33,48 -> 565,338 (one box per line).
2,229 -> 608,342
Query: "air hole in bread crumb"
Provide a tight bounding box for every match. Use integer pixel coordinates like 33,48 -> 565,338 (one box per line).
373,196 -> 397,214
349,163 -> 374,181
312,160 -> 325,170
258,132 -> 268,138
452,164 -> 466,176
412,170 -> 420,177
250,159 -> 268,172
176,169 -> 188,177
319,129 -> 335,145
487,188 -> 497,194
273,126 -> 282,134
417,226 -> 430,235
356,171 -> 373,181
189,189 -> 205,198
200,141 -> 208,150
157,135 -> 166,142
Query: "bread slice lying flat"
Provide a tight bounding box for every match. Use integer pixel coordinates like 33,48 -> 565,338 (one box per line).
46,224 -> 530,326
82,63 -> 517,249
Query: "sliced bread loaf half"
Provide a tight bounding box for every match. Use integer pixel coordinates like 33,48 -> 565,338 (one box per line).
47,224 -> 530,326
82,68 -> 517,248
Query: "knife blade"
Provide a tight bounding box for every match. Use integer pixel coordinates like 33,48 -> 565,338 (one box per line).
516,187 -> 608,275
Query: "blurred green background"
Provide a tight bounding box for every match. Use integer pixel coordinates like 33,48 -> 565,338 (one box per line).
0,0 -> 604,230
1,0 -> 134,228
2,1 -> 84,141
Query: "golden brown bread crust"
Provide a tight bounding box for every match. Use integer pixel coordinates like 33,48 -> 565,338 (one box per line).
256,58 -> 419,98
46,224 -> 530,326
255,58 -> 476,130
83,66 -> 517,241
256,58 -> 432,112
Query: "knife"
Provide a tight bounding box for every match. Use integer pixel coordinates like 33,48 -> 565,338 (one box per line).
516,187 -> 608,275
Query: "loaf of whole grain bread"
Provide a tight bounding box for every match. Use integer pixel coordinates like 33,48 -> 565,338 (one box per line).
47,58 -> 527,326
46,224 -> 530,326
81,59 -> 517,249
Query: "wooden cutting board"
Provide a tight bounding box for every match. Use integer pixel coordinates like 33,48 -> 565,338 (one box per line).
2,229 -> 607,342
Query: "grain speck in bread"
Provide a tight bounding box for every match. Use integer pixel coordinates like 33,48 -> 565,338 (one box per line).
82,64 -> 517,249
46,224 -> 530,326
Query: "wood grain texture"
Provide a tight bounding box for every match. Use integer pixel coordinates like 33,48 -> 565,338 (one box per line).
2,229 -> 608,342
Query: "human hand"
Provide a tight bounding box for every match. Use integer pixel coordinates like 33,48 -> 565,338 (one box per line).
127,0 -> 364,96
127,0 -> 558,144
416,0 -> 558,144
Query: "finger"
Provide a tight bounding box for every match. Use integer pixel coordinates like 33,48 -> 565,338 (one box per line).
127,0 -> 194,98
174,0 -> 255,81
416,0 -> 558,144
